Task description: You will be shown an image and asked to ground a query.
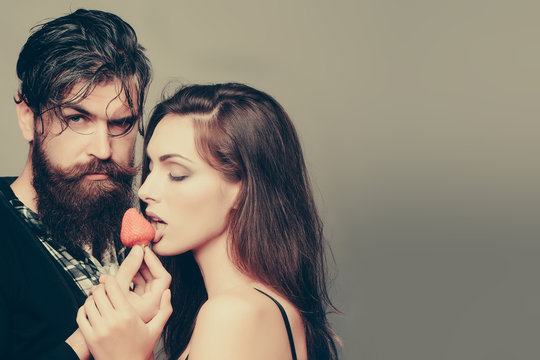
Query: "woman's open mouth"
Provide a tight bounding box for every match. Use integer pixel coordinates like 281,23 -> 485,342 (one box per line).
145,211 -> 167,243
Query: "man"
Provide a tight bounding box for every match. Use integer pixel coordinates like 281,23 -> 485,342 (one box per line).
0,9 -> 152,359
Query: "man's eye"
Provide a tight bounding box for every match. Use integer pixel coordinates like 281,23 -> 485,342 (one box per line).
68,115 -> 84,123
110,119 -> 134,129
64,115 -> 94,135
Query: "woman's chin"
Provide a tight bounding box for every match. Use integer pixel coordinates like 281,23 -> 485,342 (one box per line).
150,241 -> 177,257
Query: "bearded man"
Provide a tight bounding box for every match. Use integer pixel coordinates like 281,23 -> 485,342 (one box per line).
0,9 -> 151,359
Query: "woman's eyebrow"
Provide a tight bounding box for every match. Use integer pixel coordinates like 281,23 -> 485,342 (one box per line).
159,153 -> 193,163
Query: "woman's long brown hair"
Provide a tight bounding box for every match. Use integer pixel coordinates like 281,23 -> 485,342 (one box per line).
141,83 -> 339,360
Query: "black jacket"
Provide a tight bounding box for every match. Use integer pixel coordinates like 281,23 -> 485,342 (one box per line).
0,177 -> 85,360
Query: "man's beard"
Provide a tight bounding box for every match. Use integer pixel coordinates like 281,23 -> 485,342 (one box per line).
31,138 -> 138,261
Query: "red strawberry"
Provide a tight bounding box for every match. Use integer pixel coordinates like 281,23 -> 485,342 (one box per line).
120,208 -> 155,247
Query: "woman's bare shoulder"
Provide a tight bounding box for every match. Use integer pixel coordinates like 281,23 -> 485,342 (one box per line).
188,286 -> 304,360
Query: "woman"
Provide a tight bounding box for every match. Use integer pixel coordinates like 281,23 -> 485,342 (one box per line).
78,83 -> 339,360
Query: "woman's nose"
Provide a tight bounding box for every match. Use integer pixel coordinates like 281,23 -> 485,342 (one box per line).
138,174 -> 156,203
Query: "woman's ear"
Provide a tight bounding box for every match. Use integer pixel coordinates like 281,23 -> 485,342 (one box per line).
15,98 -> 35,143
229,181 -> 242,210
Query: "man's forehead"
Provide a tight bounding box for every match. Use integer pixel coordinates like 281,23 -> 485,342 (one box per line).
63,80 -> 139,111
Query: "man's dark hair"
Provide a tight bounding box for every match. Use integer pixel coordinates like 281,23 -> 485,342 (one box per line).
15,8 -> 151,134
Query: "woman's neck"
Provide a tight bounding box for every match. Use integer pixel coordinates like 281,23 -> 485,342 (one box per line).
193,233 -> 254,298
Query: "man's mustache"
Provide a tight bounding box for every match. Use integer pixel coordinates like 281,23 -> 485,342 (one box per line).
51,158 -> 138,182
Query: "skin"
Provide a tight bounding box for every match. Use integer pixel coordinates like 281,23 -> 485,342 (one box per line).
11,80 -> 138,212
138,114 -> 240,258
83,115 -> 308,360
10,80 -> 171,359
77,246 -> 172,360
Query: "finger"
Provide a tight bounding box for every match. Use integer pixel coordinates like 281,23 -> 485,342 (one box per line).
147,289 -> 173,334
144,247 -> 171,281
143,248 -> 172,290
139,262 -> 153,282
99,274 -> 108,284
91,284 -> 115,319
139,260 -> 169,295
83,296 -> 102,327
116,246 -> 144,289
132,272 -> 147,295
103,275 -> 133,311
76,306 -> 94,340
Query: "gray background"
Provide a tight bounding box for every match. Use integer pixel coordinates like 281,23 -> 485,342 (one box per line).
1,1 -> 539,359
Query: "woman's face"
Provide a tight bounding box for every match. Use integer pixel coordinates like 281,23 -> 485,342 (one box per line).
138,114 -> 240,256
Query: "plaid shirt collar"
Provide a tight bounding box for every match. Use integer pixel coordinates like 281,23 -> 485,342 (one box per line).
8,197 -> 121,296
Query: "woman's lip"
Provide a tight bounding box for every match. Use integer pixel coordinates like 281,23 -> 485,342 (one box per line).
153,225 -> 165,243
144,210 -> 165,223
144,210 -> 166,243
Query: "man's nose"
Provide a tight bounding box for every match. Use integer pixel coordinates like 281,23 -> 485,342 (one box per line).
86,122 -> 112,160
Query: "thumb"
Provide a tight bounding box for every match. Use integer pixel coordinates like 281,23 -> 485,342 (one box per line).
148,289 -> 172,333
116,245 -> 145,289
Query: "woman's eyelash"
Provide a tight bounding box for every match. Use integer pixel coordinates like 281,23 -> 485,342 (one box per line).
169,174 -> 187,181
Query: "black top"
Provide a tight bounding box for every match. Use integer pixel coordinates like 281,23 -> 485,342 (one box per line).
185,288 -> 298,360
0,177 -> 83,360
254,288 -> 298,360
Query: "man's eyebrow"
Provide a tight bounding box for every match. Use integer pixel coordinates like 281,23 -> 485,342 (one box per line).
159,153 -> 193,163
108,115 -> 138,123
62,105 -> 91,116
62,105 -> 138,122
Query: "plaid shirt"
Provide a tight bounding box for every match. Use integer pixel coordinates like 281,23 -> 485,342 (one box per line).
9,197 -> 123,296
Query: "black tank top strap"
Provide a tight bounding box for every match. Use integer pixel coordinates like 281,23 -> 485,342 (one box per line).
254,288 -> 298,360
185,289 -> 299,360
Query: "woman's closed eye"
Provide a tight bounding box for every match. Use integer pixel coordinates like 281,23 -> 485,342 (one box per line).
169,174 -> 187,182
168,163 -> 190,182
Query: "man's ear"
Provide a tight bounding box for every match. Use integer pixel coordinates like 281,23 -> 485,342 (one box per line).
15,98 -> 35,143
